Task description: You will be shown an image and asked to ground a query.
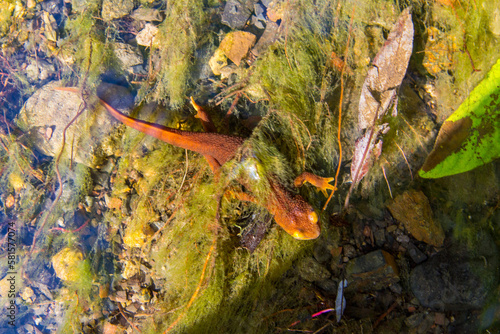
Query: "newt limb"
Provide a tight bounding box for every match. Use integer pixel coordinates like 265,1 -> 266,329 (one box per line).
190,97 -> 217,133
294,172 -> 336,197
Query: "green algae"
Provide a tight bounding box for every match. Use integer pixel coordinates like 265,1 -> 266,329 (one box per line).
149,1 -> 210,107
2,0 -> 498,332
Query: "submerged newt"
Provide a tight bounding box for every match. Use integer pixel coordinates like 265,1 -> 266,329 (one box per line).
57,87 -> 334,240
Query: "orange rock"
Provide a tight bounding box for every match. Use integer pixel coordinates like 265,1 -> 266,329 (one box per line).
219,31 -> 256,66
267,1 -> 283,22
387,190 -> 445,247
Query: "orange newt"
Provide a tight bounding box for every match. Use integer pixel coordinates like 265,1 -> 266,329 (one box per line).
56,87 -> 335,240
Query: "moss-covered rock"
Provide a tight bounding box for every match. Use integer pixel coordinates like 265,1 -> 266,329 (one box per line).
51,247 -> 84,282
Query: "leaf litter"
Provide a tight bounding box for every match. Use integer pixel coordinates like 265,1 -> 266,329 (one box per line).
346,7 -> 414,207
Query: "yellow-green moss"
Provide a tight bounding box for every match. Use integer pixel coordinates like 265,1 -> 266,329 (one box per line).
0,0 -> 15,37
150,1 -> 208,107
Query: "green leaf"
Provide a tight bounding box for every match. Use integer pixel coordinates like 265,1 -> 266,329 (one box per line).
419,58 -> 500,178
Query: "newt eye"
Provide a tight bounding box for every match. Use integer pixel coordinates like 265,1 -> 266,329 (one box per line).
308,210 -> 318,224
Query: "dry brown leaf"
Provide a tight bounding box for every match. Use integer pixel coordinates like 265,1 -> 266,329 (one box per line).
420,117 -> 472,173
358,7 -> 414,130
351,128 -> 384,184
346,8 -> 413,208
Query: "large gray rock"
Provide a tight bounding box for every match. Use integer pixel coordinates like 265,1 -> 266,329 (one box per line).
410,232 -> 499,311
296,257 -> 331,282
221,0 -> 257,29
16,81 -> 134,167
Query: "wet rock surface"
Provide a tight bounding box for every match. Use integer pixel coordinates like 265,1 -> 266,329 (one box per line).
16,81 -> 134,167
411,252 -> 493,311
296,257 -> 331,282
101,0 -> 134,21
221,0 -> 257,29
387,190 -> 445,247
410,233 -> 499,311
345,250 -> 399,292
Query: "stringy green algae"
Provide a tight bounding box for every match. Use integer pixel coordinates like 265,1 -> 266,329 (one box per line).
137,1 -> 351,332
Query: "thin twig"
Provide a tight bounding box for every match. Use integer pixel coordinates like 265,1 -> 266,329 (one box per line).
49,218 -> 90,234
381,164 -> 393,198
118,302 -> 142,333
22,41 -> 93,274
323,8 -> 355,211
395,143 -> 413,180
373,300 -> 399,328
177,149 -> 189,194
24,96 -> 87,265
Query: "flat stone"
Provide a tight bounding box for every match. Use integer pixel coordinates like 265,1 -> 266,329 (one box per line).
387,190 -> 445,247
248,20 -> 280,64
343,244 -> 357,259
267,0 -> 284,22
316,279 -> 337,294
136,23 -> 159,47
313,243 -> 333,264
51,247 -> 84,281
221,0 -> 256,29
114,42 -> 144,70
101,0 -> 134,21
374,228 -> 386,247
219,31 -> 256,66
406,242 -> 427,264
346,250 -> 399,292
209,48 -> 228,76
130,7 -> 163,22
296,257 -> 331,282
25,57 -> 56,83
410,250 -> 498,311
16,81 -> 134,167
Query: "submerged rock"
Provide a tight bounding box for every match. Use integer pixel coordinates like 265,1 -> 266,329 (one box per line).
52,248 -> 84,282
130,6 -> 163,22
114,42 -> 144,72
345,249 -> 399,292
25,57 -> 56,83
410,232 -> 499,311
209,48 -> 228,76
219,31 -> 256,66
101,0 -> 134,21
297,257 -> 331,282
16,81 -> 134,167
411,252 -> 495,311
136,23 -> 159,47
221,0 -> 256,29
387,190 -> 445,247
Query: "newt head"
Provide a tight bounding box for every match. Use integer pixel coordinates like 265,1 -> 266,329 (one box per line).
268,179 -> 321,240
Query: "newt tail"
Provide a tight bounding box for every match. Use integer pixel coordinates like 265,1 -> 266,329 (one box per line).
99,99 -> 245,170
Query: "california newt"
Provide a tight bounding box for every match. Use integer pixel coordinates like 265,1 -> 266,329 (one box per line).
56,87 -> 334,240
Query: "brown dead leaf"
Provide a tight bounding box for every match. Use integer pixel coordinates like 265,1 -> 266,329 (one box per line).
346,8 -> 413,208
420,117 -> 472,172
387,190 -> 444,247
351,129 -> 383,184
358,7 -> 414,130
